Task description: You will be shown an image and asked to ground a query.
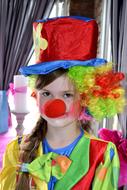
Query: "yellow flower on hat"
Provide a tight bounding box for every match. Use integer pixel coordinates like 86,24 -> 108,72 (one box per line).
33,23 -> 48,61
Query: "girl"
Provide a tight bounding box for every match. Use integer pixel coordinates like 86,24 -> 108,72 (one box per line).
0,16 -> 125,190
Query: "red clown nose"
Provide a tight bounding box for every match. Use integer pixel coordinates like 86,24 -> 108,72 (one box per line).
42,99 -> 66,118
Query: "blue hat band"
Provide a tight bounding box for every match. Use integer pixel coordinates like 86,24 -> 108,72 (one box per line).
20,58 -> 107,76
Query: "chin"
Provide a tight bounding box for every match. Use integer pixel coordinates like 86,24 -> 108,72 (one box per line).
46,118 -> 75,128
42,114 -> 77,128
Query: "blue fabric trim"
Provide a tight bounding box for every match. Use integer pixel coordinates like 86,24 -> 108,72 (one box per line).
48,176 -> 57,190
110,147 -> 115,161
20,58 -> 107,76
20,163 -> 29,172
35,16 -> 93,23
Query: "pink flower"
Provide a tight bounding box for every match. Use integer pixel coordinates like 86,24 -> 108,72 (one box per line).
98,128 -> 127,187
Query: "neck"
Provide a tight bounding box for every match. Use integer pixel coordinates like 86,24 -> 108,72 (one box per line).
45,121 -> 81,149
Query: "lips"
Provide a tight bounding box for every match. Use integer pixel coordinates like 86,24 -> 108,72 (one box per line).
42,99 -> 66,118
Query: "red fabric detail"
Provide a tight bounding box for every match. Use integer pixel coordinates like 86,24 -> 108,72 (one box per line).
72,139 -> 108,190
43,99 -> 66,118
33,17 -> 98,63
52,159 -> 57,166
31,178 -> 36,187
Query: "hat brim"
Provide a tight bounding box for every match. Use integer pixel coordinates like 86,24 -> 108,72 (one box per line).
20,58 -> 107,76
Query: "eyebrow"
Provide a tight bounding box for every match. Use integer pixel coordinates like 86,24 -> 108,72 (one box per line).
41,89 -> 74,93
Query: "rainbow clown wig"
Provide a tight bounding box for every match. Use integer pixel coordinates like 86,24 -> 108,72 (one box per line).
20,16 -> 126,121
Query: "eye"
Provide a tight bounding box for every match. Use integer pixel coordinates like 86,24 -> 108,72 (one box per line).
63,93 -> 74,98
41,91 -> 51,97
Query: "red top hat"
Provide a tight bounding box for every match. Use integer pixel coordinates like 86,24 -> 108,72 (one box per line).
20,16 -> 106,75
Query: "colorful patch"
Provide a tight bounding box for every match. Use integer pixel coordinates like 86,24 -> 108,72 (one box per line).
33,23 -> 48,61
96,167 -> 107,181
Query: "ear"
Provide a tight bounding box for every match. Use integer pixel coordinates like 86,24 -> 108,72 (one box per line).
31,91 -> 37,99
31,91 -> 39,106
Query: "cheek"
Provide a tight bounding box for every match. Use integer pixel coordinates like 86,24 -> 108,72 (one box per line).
37,97 -> 45,113
67,100 -> 81,117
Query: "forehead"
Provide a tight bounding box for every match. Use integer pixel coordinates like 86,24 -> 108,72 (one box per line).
42,74 -> 75,91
